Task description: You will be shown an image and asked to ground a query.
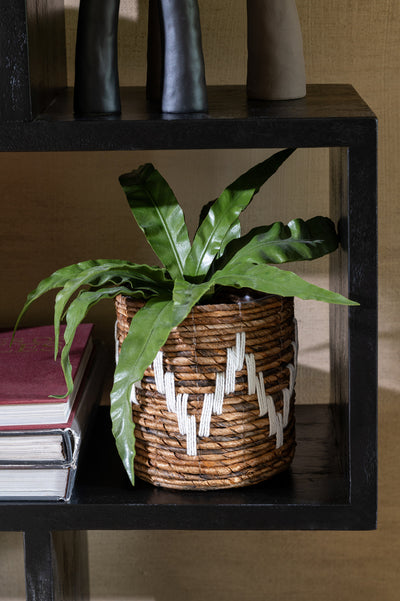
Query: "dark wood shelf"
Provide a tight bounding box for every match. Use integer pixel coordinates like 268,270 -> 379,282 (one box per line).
0,85 -> 378,534
0,82 -> 378,599
0,404 -> 352,532
0,84 -> 376,152
0,1 -> 378,596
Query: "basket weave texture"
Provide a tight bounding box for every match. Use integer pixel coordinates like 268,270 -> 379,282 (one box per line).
115,293 -> 297,490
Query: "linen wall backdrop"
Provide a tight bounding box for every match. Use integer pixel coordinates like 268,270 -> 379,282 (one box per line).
1,1 -> 399,600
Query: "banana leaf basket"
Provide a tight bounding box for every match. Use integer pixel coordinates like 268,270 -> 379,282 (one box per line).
115,293 -> 298,490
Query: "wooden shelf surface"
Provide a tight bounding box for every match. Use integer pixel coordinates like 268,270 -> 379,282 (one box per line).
0,84 -> 376,152
0,404 -> 356,531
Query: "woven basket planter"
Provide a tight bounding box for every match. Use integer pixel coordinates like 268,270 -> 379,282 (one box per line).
114,293 -> 298,490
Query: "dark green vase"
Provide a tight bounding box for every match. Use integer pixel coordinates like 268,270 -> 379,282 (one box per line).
74,0 -> 121,117
147,0 -> 208,113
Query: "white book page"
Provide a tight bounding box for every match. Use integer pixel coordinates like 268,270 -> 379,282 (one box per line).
0,434 -> 64,461
0,468 -> 69,498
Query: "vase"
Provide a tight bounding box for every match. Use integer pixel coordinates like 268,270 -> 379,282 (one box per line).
146,0 -> 163,103
74,0 -> 121,117
246,0 -> 306,100
146,0 -> 208,113
115,293 -> 298,490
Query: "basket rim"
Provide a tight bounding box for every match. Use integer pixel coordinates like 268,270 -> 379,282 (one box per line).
115,291 -> 293,314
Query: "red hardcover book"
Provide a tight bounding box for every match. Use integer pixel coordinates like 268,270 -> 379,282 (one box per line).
0,324 -> 93,429
0,343 -> 107,500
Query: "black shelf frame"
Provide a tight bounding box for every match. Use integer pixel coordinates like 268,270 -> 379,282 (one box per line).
1,84 -> 375,151
1,405 -> 351,531
0,3 -> 377,600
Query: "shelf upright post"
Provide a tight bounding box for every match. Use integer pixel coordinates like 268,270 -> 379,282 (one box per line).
0,0 -> 66,122
329,117 -> 378,528
24,529 -> 90,601
347,132 -> 378,525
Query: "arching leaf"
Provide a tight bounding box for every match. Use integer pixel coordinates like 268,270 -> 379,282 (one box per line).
110,296 -> 177,484
214,217 -> 338,271
110,278 -> 215,485
184,148 -> 295,278
210,262 -> 358,305
57,285 -> 147,398
52,261 -> 170,357
119,164 -> 192,278
14,259 -> 101,334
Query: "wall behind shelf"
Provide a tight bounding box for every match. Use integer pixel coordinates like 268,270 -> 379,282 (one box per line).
1,1 -> 399,600
0,147 -> 331,408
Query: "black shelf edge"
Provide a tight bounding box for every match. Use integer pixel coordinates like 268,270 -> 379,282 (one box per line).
0,404 -> 377,532
0,84 -> 377,152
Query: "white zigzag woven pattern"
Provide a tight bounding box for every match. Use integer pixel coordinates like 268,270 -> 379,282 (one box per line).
115,319 -> 298,457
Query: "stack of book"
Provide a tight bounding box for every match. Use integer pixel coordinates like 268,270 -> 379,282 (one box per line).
0,323 -> 101,501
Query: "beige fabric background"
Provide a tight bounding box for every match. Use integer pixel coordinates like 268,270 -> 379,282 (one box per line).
0,1 -> 399,599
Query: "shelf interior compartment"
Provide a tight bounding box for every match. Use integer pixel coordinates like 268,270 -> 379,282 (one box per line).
75,403 -> 349,509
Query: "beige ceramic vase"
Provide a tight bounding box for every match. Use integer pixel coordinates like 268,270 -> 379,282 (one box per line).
247,0 -> 306,100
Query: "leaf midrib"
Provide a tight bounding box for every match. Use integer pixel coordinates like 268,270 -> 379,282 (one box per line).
143,188 -> 186,277
189,189 -> 253,277
228,236 -> 323,264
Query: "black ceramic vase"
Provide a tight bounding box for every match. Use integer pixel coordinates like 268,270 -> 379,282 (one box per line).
74,0 -> 121,117
147,0 -> 208,114
247,0 -> 306,100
